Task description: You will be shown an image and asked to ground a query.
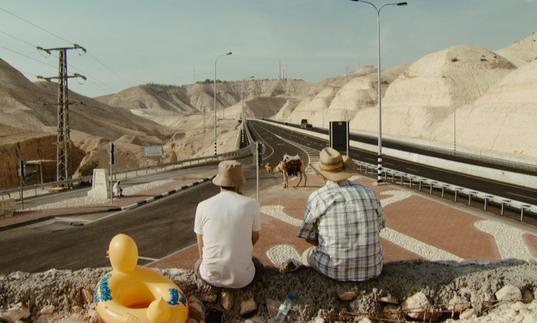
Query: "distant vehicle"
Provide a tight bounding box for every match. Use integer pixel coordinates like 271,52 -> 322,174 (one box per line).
300,119 -> 312,129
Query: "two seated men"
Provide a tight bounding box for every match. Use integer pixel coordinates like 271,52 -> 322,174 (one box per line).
194,147 -> 385,289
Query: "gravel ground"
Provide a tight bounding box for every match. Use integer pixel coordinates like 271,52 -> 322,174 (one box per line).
1,260 -> 536,322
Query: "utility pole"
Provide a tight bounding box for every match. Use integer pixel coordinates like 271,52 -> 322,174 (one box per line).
37,44 -> 86,186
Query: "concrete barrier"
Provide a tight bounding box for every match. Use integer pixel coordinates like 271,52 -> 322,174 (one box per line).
257,119 -> 537,190
0,199 -> 16,217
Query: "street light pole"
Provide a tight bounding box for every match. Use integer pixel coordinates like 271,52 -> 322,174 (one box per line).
442,75 -> 457,153
213,51 -> 232,157
350,0 -> 407,184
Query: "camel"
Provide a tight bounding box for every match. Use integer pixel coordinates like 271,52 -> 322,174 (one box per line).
264,154 -> 307,188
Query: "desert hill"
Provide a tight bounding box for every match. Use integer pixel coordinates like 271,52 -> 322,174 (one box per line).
97,79 -> 313,129
496,32 -> 537,67
0,59 -> 174,189
275,33 -> 537,162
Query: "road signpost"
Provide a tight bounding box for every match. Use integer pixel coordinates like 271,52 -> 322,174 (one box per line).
18,159 -> 26,210
255,142 -> 265,201
329,121 -> 350,156
110,143 -> 115,201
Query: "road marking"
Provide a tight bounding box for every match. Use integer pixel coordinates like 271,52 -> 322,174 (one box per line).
139,256 -> 158,261
507,192 -> 536,201
474,220 -> 536,260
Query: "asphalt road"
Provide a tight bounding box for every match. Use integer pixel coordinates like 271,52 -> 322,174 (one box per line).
249,120 -> 537,206
0,143 -> 302,273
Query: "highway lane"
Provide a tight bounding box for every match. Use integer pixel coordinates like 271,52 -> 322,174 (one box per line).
0,156 -> 293,273
266,119 -> 537,176
249,120 -> 537,207
17,164 -> 219,210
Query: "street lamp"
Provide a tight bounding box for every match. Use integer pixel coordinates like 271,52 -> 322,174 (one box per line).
350,0 -> 407,184
442,75 -> 457,153
241,76 -> 255,144
214,51 -> 232,156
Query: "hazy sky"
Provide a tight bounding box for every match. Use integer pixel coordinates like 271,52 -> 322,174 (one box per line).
0,0 -> 535,97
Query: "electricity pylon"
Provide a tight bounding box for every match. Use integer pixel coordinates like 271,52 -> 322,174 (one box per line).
37,44 -> 86,185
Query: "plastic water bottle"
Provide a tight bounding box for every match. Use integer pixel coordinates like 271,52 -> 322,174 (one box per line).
274,292 -> 295,321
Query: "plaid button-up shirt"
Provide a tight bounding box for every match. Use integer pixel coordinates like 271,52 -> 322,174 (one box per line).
298,180 -> 385,281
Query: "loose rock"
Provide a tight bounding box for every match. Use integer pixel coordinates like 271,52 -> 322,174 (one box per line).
221,290 -> 233,311
39,305 -> 55,316
402,292 -> 440,321
460,307 -> 477,319
495,285 -> 522,302
337,291 -> 358,302
447,295 -> 471,314
240,297 -> 258,317
0,302 -> 31,322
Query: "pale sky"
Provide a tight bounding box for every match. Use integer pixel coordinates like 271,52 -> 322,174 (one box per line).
0,0 -> 535,97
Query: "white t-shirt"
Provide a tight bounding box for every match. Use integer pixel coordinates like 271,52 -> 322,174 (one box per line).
194,191 -> 261,288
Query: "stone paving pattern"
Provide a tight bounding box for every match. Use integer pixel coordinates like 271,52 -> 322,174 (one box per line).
151,173 -> 537,271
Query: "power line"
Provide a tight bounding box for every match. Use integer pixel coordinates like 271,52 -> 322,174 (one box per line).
0,44 -> 56,69
88,53 -> 133,87
0,6 -> 134,90
0,7 -> 73,45
0,29 -> 36,48
0,27 -> 114,93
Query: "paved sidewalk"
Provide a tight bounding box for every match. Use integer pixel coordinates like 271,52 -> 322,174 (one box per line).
151,173 -> 537,271
0,170 -> 216,231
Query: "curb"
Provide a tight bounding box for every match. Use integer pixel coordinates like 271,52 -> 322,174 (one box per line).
118,177 -> 213,211
0,176 -> 214,232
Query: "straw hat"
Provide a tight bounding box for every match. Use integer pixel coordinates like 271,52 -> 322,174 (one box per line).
212,160 -> 246,187
311,147 -> 357,182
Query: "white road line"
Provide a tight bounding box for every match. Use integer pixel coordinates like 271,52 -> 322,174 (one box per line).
138,256 -> 158,261
507,192 -> 535,201
474,220 -> 536,260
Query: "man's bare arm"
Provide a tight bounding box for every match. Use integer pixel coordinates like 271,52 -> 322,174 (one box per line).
196,234 -> 204,258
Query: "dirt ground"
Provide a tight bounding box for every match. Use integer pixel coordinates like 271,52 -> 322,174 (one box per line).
1,259 -> 536,322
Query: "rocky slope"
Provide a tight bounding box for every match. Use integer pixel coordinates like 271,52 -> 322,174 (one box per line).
1,260 -> 536,322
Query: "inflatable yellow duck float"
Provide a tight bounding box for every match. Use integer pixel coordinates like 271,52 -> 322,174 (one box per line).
94,234 -> 188,323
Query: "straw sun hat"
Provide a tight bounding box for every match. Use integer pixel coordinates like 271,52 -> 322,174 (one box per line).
212,160 -> 246,187
311,147 -> 357,182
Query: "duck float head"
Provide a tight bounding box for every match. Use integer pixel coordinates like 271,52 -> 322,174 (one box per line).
94,234 -> 188,323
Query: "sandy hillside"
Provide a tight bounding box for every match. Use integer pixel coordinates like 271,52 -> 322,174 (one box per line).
97,79 -> 313,130
277,32 -> 537,162
350,45 -> 516,140
0,59 -> 174,189
496,32 -> 537,67
439,59 -> 537,160
283,65 -> 406,127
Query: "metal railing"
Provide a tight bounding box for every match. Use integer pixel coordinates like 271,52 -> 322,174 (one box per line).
0,142 -> 254,201
355,160 -> 537,222
262,118 -> 537,176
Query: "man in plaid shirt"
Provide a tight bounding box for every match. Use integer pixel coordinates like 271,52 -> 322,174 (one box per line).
298,147 -> 385,281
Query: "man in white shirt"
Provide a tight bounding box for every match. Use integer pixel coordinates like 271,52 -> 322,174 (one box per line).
194,160 -> 262,288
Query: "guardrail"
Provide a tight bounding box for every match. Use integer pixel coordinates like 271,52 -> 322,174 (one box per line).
263,118 -> 537,176
354,160 -> 537,222
0,143 -> 254,201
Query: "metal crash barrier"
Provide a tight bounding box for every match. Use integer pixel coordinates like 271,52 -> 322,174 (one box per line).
354,160 -> 537,223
